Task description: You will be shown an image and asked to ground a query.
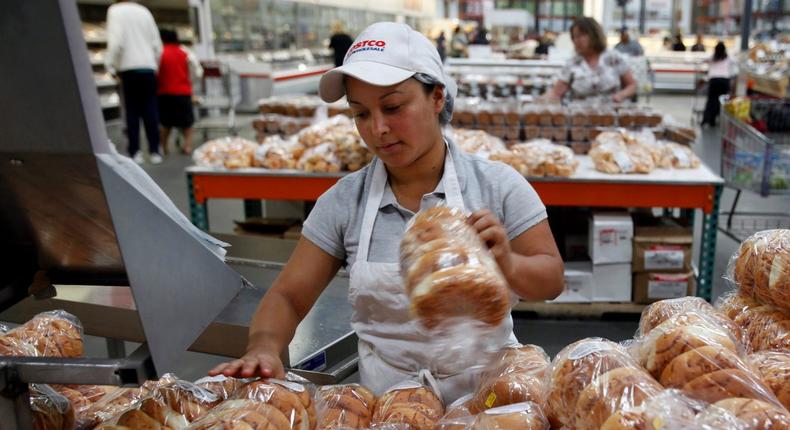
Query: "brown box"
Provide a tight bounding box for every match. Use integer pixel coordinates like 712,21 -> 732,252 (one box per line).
552,127 -> 569,141
632,226 -> 693,272
524,110 -> 539,126
552,111 -> 567,126
571,127 -> 589,142
524,125 -> 540,140
539,127 -> 555,139
538,109 -> 553,126
633,271 -> 696,304
505,111 -> 521,125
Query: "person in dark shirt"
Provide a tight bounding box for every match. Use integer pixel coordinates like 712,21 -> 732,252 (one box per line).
329,22 -> 354,67
436,31 -> 447,62
691,33 -> 706,52
671,33 -> 687,51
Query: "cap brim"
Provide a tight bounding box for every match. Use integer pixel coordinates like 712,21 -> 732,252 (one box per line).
319,61 -> 415,103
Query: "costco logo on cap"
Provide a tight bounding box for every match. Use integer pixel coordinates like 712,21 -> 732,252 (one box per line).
347,40 -> 387,58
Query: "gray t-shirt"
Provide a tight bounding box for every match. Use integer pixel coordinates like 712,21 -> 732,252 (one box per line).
302,140 -> 548,268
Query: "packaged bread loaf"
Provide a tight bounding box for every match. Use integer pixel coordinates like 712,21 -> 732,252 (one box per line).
451,128 -> 507,159
3,310 -> 84,358
509,140 -> 578,177
598,389 -> 702,430
696,397 -> 790,430
297,115 -> 354,148
297,142 -> 342,173
335,131 -> 372,172
187,401 -> 293,430
748,351 -> 790,411
399,206 -> 511,330
470,345 -> 549,413
315,384 -> 376,429
254,136 -> 303,170
716,291 -> 790,352
547,338 -> 639,429
638,296 -> 744,345
51,384 -> 115,429
372,382 -> 445,429
79,386 -> 150,429
193,137 -> 259,169
489,150 -> 529,176
589,132 -> 655,174
726,229 -> 790,310
31,384 -> 76,430
150,378 -> 221,422
194,375 -> 247,401
469,402 -> 548,430
232,379 -> 316,430
649,141 -> 701,169
437,394 -> 475,430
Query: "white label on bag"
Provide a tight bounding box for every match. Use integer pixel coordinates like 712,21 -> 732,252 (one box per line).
483,402 -> 531,415
386,380 -> 424,392
648,280 -> 688,299
270,379 -> 305,393
448,393 -> 475,409
644,250 -> 685,269
613,151 -> 635,172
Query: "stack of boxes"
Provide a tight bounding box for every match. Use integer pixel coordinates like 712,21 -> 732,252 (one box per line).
589,213 -> 634,302
632,222 -> 695,303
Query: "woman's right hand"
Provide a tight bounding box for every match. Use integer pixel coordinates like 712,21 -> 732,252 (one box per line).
208,348 -> 285,379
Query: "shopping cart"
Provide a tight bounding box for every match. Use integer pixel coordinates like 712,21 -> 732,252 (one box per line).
719,95 -> 790,241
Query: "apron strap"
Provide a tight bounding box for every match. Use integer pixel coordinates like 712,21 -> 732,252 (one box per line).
418,368 -> 445,405
356,158 -> 387,264
442,142 -> 465,211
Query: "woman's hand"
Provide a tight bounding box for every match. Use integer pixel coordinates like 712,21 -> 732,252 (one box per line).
468,210 -> 513,278
208,348 -> 285,379
611,92 -> 625,103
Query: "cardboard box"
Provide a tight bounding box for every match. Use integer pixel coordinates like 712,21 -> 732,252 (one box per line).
593,263 -> 632,302
589,213 -> 634,264
633,226 -> 693,272
549,262 -> 594,303
634,271 -> 696,304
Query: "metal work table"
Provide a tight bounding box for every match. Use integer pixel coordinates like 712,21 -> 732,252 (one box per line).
186,157 -> 724,299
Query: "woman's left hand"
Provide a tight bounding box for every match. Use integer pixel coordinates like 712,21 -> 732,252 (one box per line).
611,92 -> 625,103
468,210 -> 513,277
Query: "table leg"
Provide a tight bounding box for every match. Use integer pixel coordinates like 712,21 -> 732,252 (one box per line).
188,173 -> 209,230
697,184 -> 723,301
106,338 -> 127,359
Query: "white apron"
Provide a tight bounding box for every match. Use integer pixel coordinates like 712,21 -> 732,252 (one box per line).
348,144 -> 518,404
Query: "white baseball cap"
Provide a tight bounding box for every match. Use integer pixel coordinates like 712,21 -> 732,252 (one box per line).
319,22 -> 457,103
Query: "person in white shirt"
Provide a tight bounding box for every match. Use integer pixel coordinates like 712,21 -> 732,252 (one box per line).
701,42 -> 734,126
105,0 -> 163,164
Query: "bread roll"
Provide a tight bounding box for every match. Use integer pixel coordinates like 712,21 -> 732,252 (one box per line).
6,312 -> 84,357
682,368 -> 778,405
30,385 -> 75,430
0,334 -> 40,356
747,351 -> 790,411
317,385 -> 375,430
235,381 -> 311,430
470,402 -> 549,430
701,397 -> 790,430
659,345 -> 745,388
139,397 -> 189,429
190,404 -> 292,430
716,292 -> 760,322
378,404 -> 439,429
600,409 -> 647,430
81,387 -> 149,429
373,385 -> 444,422
195,375 -> 246,400
116,410 -> 162,430
572,367 -> 662,430
639,297 -> 743,343
547,338 -> 637,428
483,345 -> 549,381
730,229 -> 790,310
469,372 -> 545,413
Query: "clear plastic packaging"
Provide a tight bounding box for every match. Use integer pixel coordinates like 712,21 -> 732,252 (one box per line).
638,296 -> 744,345
489,150 -> 529,176
716,291 -> 790,352
186,401 -> 293,430
696,397 -> 790,430
192,137 -> 259,169
232,379 -> 315,430
297,142 -> 342,173
399,206 -> 511,330
372,382 -> 445,429
315,384 -> 377,429
31,384 -> 75,430
589,133 -> 656,174
334,130 -> 372,172
450,128 -> 507,160
79,386 -> 150,429
599,389 -> 703,430
725,229 -> 790,309
547,338 -> 639,429
4,310 -> 84,358
470,402 -> 549,430
470,345 -> 549,414
649,141 -> 701,169
194,375 -> 247,401
437,394 -> 475,430
297,115 -> 354,148
151,378 -> 221,422
509,140 -> 578,177
747,351 -> 790,411
254,136 -> 303,170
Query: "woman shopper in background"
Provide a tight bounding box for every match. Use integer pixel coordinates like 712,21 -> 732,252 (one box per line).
701,42 -> 734,127
157,29 -> 203,155
545,17 -> 637,102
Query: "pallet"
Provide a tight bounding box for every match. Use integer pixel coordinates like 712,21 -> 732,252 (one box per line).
513,301 -> 647,319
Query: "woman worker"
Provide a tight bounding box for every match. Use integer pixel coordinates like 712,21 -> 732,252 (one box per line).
546,17 -> 637,102
209,22 -> 564,402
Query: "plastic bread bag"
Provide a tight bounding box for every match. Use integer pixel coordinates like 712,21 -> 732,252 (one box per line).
185,401 -> 294,430
315,384 -> 377,429
450,128 -> 507,159
638,296 -> 744,345
598,389 -> 706,430
193,138 -> 230,167
254,136 -> 303,170
725,229 -> 790,309
4,310 -> 84,358
469,345 -> 550,414
222,138 -> 259,169
372,381 -> 445,429
695,397 -> 790,430
78,386 -> 151,429
399,206 -> 511,330
510,140 -> 579,178
590,130 -> 656,174
546,338 -> 640,429
194,375 -> 249,401
297,142 -> 342,173
102,396 -> 190,430
489,150 -> 529,176
231,378 -> 315,430
469,401 -> 548,430
297,115 -> 354,148
747,351 -> 790,411
436,393 -> 475,430
334,129 -> 372,172
656,142 -> 701,169
148,376 -> 222,422
716,291 -> 790,352
0,331 -> 41,356
51,384 -> 112,427
30,384 -> 76,430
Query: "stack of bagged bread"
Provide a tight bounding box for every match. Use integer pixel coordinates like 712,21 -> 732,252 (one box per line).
296,115 -> 371,172
253,136 -> 305,170
399,206 -> 511,330
589,130 -> 656,174
192,137 -> 259,169
717,292 -> 790,352
748,351 -> 790,411
297,143 -> 343,173
1,310 -> 84,358
727,229 -> 790,311
372,382 -> 445,429
451,128 -> 507,160
490,140 -> 578,178
315,384 -> 376,429
647,141 -> 701,169
547,338 -> 662,430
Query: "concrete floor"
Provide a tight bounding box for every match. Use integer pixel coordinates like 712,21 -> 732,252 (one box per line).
92,93 -> 789,380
